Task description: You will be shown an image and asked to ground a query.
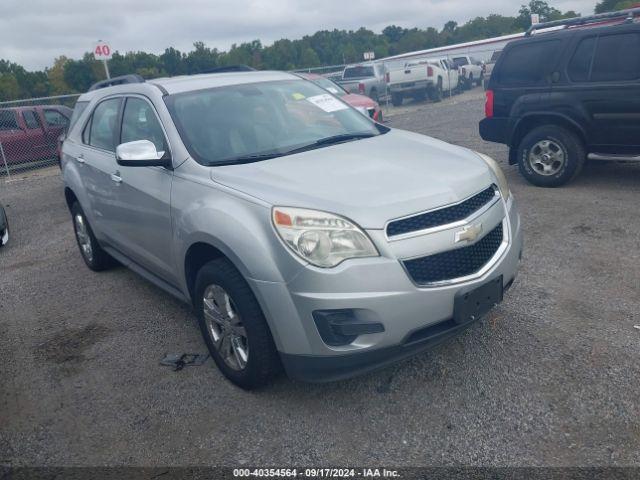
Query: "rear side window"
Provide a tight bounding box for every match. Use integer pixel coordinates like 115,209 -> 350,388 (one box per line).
591,33 -> 640,82
23,110 -> 41,129
497,40 -> 562,86
343,66 -> 374,79
453,57 -> 469,67
568,37 -> 596,82
44,110 -> 68,127
86,98 -> 121,151
0,111 -> 18,130
69,101 -> 89,130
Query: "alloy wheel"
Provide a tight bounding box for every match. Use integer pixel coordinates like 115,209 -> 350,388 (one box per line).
74,214 -> 93,262
202,284 -> 249,371
529,139 -> 566,176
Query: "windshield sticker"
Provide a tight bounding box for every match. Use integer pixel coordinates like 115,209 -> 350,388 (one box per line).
292,92 -> 306,100
306,94 -> 348,113
326,87 -> 339,94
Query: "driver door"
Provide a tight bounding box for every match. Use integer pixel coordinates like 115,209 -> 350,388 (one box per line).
111,96 -> 176,284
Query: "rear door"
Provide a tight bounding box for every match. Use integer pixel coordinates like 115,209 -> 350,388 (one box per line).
562,29 -> 640,150
80,97 -> 124,244
20,109 -> 49,161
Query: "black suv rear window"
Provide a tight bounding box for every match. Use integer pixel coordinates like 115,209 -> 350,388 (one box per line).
497,40 -> 562,86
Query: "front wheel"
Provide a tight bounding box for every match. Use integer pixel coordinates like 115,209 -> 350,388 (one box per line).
517,125 -> 586,187
194,258 -> 281,389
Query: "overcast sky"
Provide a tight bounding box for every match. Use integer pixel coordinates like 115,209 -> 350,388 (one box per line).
2,0 -> 596,71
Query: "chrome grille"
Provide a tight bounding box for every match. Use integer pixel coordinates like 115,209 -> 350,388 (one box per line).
403,223 -> 504,285
387,186 -> 497,238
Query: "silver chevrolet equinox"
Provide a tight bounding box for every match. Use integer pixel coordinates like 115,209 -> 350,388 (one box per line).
61,71 -> 522,389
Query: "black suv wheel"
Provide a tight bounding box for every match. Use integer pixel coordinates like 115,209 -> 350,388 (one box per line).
517,125 -> 585,187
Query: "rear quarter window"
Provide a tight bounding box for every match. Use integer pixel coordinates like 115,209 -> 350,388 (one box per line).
343,66 -> 374,79
496,40 -> 562,86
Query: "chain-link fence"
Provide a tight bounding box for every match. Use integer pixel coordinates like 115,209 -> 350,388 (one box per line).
0,94 -> 81,179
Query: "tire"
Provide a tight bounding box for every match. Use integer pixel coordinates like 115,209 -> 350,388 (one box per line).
391,92 -> 403,107
429,79 -> 443,102
194,258 -> 281,389
70,202 -> 115,271
517,125 -> 586,187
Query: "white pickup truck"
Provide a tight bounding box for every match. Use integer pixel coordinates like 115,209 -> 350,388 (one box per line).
451,55 -> 484,89
387,57 -> 459,106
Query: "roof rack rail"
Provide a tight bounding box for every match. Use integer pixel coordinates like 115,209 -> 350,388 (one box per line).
201,65 -> 256,73
88,74 -> 145,91
525,7 -> 640,36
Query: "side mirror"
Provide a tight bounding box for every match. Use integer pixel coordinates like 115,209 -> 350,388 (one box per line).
116,140 -> 171,168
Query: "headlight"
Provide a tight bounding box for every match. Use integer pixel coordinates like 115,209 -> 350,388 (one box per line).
476,152 -> 510,200
272,207 -> 379,268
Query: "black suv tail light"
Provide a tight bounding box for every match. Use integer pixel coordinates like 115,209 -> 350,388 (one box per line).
485,89 -> 494,118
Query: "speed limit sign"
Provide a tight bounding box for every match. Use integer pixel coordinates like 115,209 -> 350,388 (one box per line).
94,41 -> 113,60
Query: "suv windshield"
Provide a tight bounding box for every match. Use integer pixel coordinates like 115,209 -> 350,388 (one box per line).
343,66 -> 375,79
165,79 -> 384,165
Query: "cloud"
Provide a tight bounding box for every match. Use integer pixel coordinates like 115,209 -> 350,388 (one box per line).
1,0 -> 596,70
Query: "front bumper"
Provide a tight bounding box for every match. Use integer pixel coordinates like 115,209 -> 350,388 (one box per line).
249,195 -> 522,382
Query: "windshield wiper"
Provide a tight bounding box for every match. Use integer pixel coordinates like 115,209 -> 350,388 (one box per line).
284,133 -> 377,155
209,134 -> 377,166
210,153 -> 285,166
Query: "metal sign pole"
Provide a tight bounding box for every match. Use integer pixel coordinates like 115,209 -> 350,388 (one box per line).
0,141 -> 11,179
103,59 -> 111,79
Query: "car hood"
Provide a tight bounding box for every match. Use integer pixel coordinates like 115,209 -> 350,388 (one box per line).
210,129 -> 494,229
342,93 -> 377,109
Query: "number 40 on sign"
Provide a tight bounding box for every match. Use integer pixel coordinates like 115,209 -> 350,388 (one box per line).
94,42 -> 112,60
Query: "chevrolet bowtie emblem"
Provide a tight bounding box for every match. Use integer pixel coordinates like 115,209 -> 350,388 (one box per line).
455,223 -> 483,244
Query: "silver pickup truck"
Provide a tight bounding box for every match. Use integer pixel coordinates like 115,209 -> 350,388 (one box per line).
337,63 -> 388,103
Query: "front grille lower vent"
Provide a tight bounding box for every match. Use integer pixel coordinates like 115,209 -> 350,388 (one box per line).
403,222 -> 503,285
387,186 -> 497,238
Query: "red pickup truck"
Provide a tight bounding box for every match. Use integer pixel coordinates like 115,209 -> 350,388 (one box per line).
0,105 -> 72,166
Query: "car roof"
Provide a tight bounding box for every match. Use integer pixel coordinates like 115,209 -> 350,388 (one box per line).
0,105 -> 69,112
508,18 -> 639,47
79,70 -> 301,100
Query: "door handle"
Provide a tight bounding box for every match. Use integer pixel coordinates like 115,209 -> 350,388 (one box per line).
76,153 -> 85,164
110,172 -> 122,183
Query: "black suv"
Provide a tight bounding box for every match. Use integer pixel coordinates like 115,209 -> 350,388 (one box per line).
480,9 -> 640,187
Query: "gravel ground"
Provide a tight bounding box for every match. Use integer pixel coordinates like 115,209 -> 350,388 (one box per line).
1,87 -> 639,468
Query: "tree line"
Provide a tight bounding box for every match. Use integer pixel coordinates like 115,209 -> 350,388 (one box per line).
0,0 -> 633,101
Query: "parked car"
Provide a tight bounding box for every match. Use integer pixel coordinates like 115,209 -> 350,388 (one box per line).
62,72 -> 522,389
0,106 -> 72,166
0,204 -> 8,247
387,57 -> 459,106
482,50 -> 502,89
297,72 -> 383,122
452,55 -> 484,89
480,10 -> 640,187
337,63 -> 388,102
